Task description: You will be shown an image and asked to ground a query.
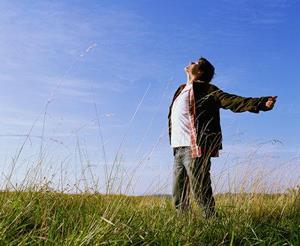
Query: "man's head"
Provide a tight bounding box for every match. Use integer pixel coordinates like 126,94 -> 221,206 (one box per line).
185,57 -> 215,83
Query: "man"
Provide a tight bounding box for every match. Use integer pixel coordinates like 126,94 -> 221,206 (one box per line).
168,57 -> 277,218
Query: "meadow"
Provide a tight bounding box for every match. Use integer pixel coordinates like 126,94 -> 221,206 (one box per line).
0,187 -> 299,245
1,115 -> 299,245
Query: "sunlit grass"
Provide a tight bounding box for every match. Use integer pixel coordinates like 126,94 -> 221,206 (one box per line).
0,188 -> 298,245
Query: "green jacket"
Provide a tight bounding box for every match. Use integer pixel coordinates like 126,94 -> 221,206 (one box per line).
168,81 -> 271,154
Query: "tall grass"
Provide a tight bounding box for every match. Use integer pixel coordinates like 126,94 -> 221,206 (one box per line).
0,189 -> 298,245
2,118 -> 298,244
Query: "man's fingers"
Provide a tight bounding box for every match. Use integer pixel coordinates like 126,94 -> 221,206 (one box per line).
266,97 -> 277,107
270,96 -> 278,101
265,96 -> 277,109
266,97 -> 277,109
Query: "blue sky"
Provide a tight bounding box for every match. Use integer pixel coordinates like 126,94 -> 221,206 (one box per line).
0,0 -> 299,194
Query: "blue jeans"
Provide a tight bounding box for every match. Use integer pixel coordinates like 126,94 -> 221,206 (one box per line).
172,147 -> 216,217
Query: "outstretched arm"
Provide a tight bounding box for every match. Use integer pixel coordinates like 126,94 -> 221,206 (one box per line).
213,88 -> 277,113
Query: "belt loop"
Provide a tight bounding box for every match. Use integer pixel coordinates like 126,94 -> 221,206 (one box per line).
173,148 -> 177,156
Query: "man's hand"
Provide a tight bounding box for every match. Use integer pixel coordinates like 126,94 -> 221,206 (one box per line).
265,96 -> 277,109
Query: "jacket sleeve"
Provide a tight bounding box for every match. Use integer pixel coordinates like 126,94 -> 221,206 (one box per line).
212,87 -> 271,113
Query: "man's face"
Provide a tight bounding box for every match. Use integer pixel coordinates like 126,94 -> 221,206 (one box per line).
185,61 -> 202,78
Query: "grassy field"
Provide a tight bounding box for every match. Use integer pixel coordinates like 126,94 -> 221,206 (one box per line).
0,189 -> 299,245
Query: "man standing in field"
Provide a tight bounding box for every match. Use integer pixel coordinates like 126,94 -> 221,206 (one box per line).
168,57 -> 277,218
